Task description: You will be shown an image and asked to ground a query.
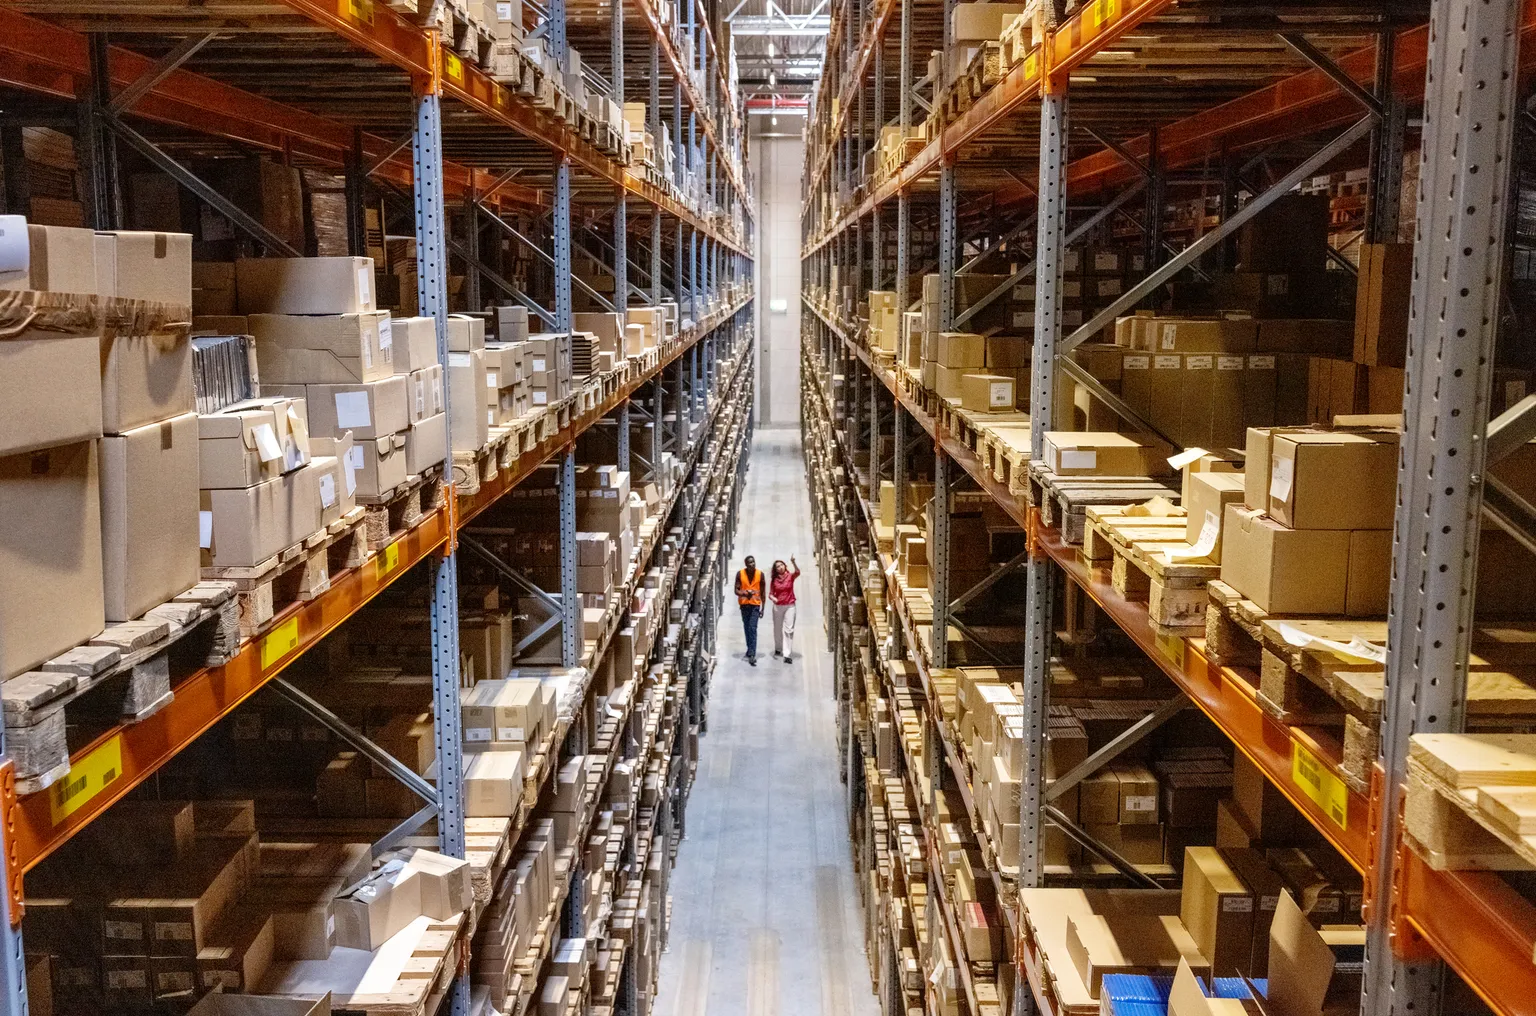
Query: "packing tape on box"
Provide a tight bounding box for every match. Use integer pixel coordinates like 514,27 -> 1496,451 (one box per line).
1275,622 -> 1386,664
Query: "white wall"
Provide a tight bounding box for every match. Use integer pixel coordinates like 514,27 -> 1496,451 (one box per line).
750,119 -> 805,428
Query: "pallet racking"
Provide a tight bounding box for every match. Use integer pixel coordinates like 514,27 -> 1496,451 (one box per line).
800,0 -> 1536,1014
0,0 -> 757,1011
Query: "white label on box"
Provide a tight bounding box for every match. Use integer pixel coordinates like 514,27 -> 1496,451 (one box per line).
415,381 -> 426,418
335,391 -> 372,430
1124,355 -> 1149,370
357,265 -> 373,305
319,472 -> 337,508
1154,355 -> 1181,370
253,423 -> 283,462
531,356 -> 547,372
343,451 -> 358,495
378,316 -> 392,350
326,914 -> 336,938
465,727 -> 492,742
497,726 -> 526,741
1250,355 -> 1276,370
1186,355 -> 1213,370
448,352 -> 472,367
198,511 -> 213,549
0,215 -> 27,275
533,390 -> 548,405
497,1 -> 512,15
1269,455 -> 1294,502
487,371 -> 499,389
989,382 -> 1012,407
1123,794 -> 1157,812
1222,897 -> 1255,913
363,340 -> 372,369
1060,449 -> 1097,470
346,444 -> 364,473
1161,324 -> 1178,349
1218,355 -> 1244,370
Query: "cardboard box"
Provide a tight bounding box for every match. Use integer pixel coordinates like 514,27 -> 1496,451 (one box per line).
195,906 -> 275,994
0,223 -> 97,294
200,471 -> 318,569
402,850 -> 472,919
960,373 -> 1016,413
1221,504 -> 1351,613
390,316 -> 441,372
949,2 -> 1026,41
0,302 -> 103,456
1041,432 -> 1170,477
1218,847 -> 1287,978
100,413 -> 200,621
1354,243 -> 1414,368
462,679 -> 544,746
251,312 -> 392,384
100,328 -> 195,435
1063,912 -> 1209,997
1184,471 -> 1245,564
1115,765 -> 1159,825
448,350 -> 490,452
1256,318 -> 1352,357
447,314 -> 485,352
1152,318 -> 1256,354
0,442 -> 104,680
1179,847 -> 1255,976
279,377 -> 409,441
191,262 -> 236,316
405,413 -> 447,475
333,861 -> 422,951
464,750 -> 526,817
1346,528 -> 1392,616
102,231 -> 193,306
346,434 -> 407,498
235,257 -> 375,315
934,331 -> 987,369
1267,431 -> 1397,530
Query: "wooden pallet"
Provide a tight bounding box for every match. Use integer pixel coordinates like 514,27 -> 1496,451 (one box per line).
967,40 -> 1006,96
1403,734 -> 1536,871
2,582 -> 239,790
978,422 -> 1032,495
1000,9 -> 1038,67
1082,504 -> 1214,632
1029,463 -> 1181,545
261,914 -> 465,1016
362,468 -> 445,553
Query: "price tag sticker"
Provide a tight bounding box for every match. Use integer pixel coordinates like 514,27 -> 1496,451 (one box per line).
261,617 -> 301,670
1292,741 -> 1348,830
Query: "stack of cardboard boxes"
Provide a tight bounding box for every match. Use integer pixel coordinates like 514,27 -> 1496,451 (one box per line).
527,332 -> 573,407
0,221 -> 203,686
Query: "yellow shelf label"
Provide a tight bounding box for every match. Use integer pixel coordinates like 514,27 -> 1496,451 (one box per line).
1292,742 -> 1348,830
50,736 -> 122,825
261,617 -> 301,671
342,0 -> 374,23
1154,628 -> 1185,668
445,53 -> 464,83
377,542 -> 401,579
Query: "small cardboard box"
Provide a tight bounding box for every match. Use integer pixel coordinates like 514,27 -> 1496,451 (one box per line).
198,404 -> 285,489
1219,504 -> 1350,614
405,413 -> 447,475
390,316 -> 441,372
934,331 -> 987,369
236,257 -> 375,315
1179,846 -> 1255,977
346,433 -> 407,498
448,350 -> 490,453
1267,431 -> 1397,530
280,376 -> 409,441
0,223 -> 97,294
402,850 -> 472,919
1042,432 -> 1171,477
1184,471 -> 1245,564
333,861 -> 422,951
100,413 -> 200,621
0,441 -> 105,680
447,314 -> 485,352
103,231 -> 193,306
464,750 -> 526,817
960,373 -> 1016,413
251,312 -> 392,384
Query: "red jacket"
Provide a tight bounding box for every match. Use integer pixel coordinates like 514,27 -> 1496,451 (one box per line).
770,567 -> 800,605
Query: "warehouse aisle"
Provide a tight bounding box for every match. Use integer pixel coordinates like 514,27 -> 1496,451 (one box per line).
653,430 -> 881,1016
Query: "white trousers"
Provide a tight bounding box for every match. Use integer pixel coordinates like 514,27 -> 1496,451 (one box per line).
773,603 -> 797,657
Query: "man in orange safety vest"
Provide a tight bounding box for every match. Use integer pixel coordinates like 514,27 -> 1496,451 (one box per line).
735,555 -> 764,666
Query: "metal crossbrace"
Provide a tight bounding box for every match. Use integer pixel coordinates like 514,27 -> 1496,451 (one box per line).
949,548 -> 1030,613
1057,356 -> 1172,448
371,803 -> 440,860
947,618 -> 1008,666
1277,33 -> 1383,117
109,32 -> 216,114
1481,478 -> 1536,558
105,117 -> 300,256
272,678 -> 439,804
1043,805 -> 1162,888
1047,694 -> 1190,799
1062,116 -> 1374,354
958,214 -> 1037,275
446,237 -> 558,327
955,181 -> 1145,329
460,534 -> 565,616
478,202 -> 615,313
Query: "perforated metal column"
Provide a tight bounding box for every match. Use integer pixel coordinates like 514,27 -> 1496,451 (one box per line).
1365,1 -> 1521,1013
938,166 -> 957,329
554,159 -> 573,331
558,450 -> 580,666
415,84 -> 469,1016
931,452 -> 952,668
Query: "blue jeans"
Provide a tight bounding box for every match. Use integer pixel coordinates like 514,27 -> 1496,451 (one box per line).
740,604 -> 762,659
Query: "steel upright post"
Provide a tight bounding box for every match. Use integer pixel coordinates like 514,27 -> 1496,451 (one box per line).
1364,1 -> 1521,1013
558,449 -> 580,666
413,80 -> 469,1016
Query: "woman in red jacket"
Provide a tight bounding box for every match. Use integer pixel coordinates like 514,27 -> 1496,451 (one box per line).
769,557 -> 801,663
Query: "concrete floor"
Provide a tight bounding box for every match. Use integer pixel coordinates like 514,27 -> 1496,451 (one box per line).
652,430 -> 881,1016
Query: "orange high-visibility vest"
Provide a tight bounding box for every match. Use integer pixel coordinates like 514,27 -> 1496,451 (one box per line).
736,568 -> 763,607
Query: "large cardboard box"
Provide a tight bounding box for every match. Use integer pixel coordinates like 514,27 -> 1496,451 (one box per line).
949,2 -> 1026,41
348,433 -> 408,498
464,750 -> 526,817
1041,432 -> 1170,477
388,316 -> 441,373
102,231 -> 193,306
235,257 -> 376,315
333,861 -> 422,951
276,377 -> 409,441
934,331 -> 986,369
1151,318 -> 1256,354
1267,431 -> 1397,530
100,413 -> 200,621
0,313 -> 103,457
1179,846 -> 1254,977
1354,242 -> 1414,368
200,471 -> 318,569
101,329 -> 195,435
0,442 -> 104,680
1219,504 -> 1350,614
448,350 -> 490,452
0,223 -> 97,294
251,312 -> 392,384
405,413 -> 447,475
